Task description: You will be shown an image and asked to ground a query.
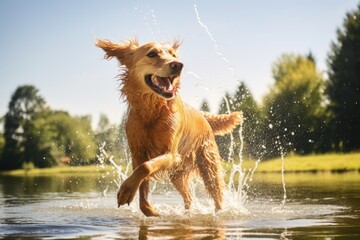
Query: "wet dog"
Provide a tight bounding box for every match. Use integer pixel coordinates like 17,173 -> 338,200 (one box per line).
96,38 -> 242,216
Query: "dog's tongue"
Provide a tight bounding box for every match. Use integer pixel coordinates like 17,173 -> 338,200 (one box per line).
153,76 -> 174,92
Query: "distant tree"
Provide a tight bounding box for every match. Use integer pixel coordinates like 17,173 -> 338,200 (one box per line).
263,54 -> 328,158
326,4 -> 360,152
0,117 -> 4,159
0,84 -> 98,170
216,92 -> 234,160
95,113 -> 124,163
23,109 -> 58,168
97,113 -> 111,133
306,51 -> 316,64
118,114 -> 131,163
1,85 -> 46,170
200,99 -> 211,112
232,82 -> 265,160
47,112 -> 97,166
218,92 -> 232,114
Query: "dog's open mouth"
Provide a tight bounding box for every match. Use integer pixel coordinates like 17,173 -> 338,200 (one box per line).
145,74 -> 178,99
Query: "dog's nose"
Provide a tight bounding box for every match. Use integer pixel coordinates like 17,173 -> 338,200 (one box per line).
170,61 -> 183,74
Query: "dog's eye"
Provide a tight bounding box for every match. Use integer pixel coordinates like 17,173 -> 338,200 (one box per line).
147,51 -> 158,58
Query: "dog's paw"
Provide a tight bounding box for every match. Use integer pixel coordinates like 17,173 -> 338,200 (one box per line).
117,179 -> 138,207
231,111 -> 244,126
140,203 -> 160,217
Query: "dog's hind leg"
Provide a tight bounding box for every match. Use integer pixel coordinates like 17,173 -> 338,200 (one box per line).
195,141 -> 224,211
139,178 -> 160,217
169,170 -> 192,210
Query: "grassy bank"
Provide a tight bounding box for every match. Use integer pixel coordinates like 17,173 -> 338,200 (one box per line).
223,152 -> 360,173
0,165 -> 115,176
1,152 -> 360,176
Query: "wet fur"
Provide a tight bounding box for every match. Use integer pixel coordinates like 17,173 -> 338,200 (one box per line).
96,38 -> 243,216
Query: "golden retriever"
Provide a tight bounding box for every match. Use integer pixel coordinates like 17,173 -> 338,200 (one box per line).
96,38 -> 242,216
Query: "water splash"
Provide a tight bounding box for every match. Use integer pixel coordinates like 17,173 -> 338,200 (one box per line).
248,158 -> 260,182
194,5 -> 229,65
149,9 -> 161,36
226,124 -> 246,204
193,4 -> 238,81
280,152 -> 287,206
97,142 -> 131,188
187,71 -> 211,91
134,2 -> 161,37
238,123 -> 244,167
272,135 -> 287,207
222,95 -> 235,162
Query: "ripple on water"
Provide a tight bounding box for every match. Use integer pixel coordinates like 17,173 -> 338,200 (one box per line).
0,190 -> 348,239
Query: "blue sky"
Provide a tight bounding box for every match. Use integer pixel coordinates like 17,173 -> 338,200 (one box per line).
0,0 -> 358,127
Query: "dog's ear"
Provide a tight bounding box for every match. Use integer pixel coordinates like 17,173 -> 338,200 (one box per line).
172,39 -> 182,51
96,38 -> 139,66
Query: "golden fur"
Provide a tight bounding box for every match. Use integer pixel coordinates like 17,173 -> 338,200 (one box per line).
96,38 -> 242,216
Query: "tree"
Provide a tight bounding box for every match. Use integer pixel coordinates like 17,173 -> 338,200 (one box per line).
232,82 -> 265,160
1,85 -> 98,170
0,117 -> 4,159
216,92 -> 234,160
95,114 -> 125,163
263,54 -> 328,157
215,84 -> 265,161
200,99 -> 211,112
97,113 -> 111,133
1,85 -> 46,170
45,112 -> 97,166
327,4 -> 360,152
118,114 -> 130,164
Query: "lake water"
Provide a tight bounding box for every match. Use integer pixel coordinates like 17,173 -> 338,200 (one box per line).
0,171 -> 359,239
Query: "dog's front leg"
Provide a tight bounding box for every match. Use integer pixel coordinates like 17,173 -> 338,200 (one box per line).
139,179 -> 160,216
117,153 -> 176,207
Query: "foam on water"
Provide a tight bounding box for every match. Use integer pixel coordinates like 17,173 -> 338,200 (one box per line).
54,189 -> 344,226
95,140 -> 250,218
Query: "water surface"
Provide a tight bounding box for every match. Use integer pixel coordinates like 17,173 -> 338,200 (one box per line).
0,172 -> 359,239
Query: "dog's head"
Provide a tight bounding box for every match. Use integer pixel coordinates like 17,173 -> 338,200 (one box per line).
96,38 -> 183,100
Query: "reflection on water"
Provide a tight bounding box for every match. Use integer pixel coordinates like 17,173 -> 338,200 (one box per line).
0,173 -> 360,239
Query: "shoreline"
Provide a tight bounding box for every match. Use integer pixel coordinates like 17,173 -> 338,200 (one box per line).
1,152 -> 359,176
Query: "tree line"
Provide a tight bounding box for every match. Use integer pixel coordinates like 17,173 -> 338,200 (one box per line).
0,85 -> 129,170
207,4 -> 360,161
0,4 -> 359,170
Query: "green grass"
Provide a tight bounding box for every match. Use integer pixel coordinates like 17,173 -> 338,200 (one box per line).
0,165 -> 116,176
223,152 -> 360,173
1,152 -> 360,176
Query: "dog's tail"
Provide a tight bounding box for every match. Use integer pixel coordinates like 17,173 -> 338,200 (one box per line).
202,111 -> 243,136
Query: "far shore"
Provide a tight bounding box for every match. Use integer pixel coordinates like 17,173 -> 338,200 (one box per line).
1,152 -> 359,176
223,152 -> 360,174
